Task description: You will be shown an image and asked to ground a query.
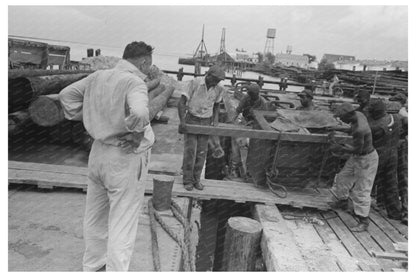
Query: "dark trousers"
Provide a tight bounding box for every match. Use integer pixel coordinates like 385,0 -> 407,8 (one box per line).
374,148 -> 402,219
183,113 -> 212,185
398,139 -> 408,216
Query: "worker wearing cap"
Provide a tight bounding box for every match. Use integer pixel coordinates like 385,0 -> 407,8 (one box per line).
296,89 -> 319,111
59,41 -> 155,271
368,100 -> 405,221
229,83 -> 269,180
178,65 -> 226,191
387,93 -> 408,224
355,90 -> 371,118
329,103 -> 378,232
234,83 -> 268,122
389,92 -> 408,117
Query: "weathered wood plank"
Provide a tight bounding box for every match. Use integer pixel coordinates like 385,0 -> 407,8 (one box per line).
377,210 -> 408,239
336,210 -> 398,271
314,211 -> 361,271
9,161 -> 334,209
323,211 -> 381,271
252,204 -> 309,271
393,242 -> 408,253
369,210 -> 407,243
283,208 -> 340,271
370,251 -> 408,261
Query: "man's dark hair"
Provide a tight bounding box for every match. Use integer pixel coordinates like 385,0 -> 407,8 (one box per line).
122,41 -> 154,59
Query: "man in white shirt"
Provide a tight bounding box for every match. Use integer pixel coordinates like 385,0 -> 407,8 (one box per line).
59,41 -> 155,271
178,65 -> 226,191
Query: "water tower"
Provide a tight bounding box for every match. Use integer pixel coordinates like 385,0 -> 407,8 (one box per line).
264,28 -> 276,55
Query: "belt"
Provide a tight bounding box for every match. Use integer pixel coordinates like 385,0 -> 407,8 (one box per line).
355,149 -> 375,156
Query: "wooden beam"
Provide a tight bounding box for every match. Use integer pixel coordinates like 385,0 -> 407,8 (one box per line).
252,204 -> 309,271
8,161 -> 334,210
370,251 -> 408,261
393,242 -> 408,253
185,123 -> 352,144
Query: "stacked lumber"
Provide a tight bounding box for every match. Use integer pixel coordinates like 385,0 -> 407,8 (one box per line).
9,68 -> 175,150
250,64 -> 408,97
322,69 -> 408,95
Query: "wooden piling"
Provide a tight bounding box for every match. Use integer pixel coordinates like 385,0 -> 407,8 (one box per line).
222,216 -> 262,271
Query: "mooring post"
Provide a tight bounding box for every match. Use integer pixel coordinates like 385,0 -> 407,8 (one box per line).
222,216 -> 262,271
177,67 -> 184,81
231,74 -> 237,86
258,76 -> 264,88
87,48 -> 94,57
194,61 -> 201,76
152,176 -> 174,211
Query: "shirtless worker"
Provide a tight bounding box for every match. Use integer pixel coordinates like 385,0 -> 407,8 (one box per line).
229,83 -> 268,179
329,103 -> 379,232
355,90 -> 371,118
59,41 -> 155,271
178,65 -> 226,191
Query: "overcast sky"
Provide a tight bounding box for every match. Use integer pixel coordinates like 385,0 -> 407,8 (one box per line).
8,5 -> 408,61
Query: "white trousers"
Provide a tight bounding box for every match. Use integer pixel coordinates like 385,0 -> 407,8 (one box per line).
82,140 -> 149,271
331,150 -> 379,217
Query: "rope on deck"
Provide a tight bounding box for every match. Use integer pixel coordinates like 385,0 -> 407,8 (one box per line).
148,198 -> 195,271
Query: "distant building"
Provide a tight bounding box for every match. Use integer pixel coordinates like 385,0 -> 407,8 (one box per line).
321,53 -> 356,64
309,61 -> 319,69
332,59 -> 408,72
228,49 -> 251,62
333,60 -> 364,71
390,61 -> 408,71
360,60 -> 397,71
275,53 -> 309,68
249,53 -> 260,64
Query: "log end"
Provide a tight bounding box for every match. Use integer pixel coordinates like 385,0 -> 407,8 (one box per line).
29,95 -> 64,127
228,216 -> 262,234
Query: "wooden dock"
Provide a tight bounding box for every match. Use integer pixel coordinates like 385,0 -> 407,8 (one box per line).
8,184 -> 192,271
253,204 -> 408,272
9,160 -> 334,210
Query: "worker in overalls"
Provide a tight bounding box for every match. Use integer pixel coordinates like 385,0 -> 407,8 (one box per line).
368,100 -> 407,222
178,65 -> 226,191
389,92 -> 408,224
329,103 -> 378,232
59,41 -> 155,271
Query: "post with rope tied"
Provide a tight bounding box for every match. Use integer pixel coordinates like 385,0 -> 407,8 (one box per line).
149,176 -> 195,271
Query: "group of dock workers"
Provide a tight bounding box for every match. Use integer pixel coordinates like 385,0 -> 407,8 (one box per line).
57,40 -> 407,271
177,62 -> 408,234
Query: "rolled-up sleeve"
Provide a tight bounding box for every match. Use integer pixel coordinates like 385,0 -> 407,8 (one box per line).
125,77 -> 150,132
215,85 -> 226,103
59,76 -> 89,121
181,79 -> 194,100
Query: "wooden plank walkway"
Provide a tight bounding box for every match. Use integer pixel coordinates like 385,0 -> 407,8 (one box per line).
8,185 -> 192,271
254,204 -> 408,272
9,160 -> 334,210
